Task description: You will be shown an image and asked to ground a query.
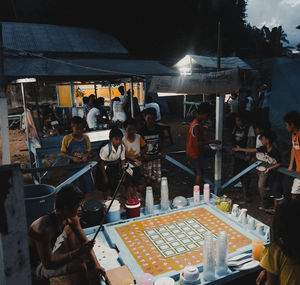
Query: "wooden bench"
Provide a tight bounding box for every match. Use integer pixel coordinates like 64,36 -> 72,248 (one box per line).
157,122 -> 173,145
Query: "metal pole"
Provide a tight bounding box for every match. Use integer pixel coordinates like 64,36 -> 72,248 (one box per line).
214,21 -> 223,195
108,83 -> 112,119
183,94 -> 187,119
130,79 -> 134,118
0,88 -> 11,164
20,83 -> 33,169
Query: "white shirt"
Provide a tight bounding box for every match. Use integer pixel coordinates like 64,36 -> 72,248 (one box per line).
144,102 -> 161,121
256,134 -> 264,161
228,98 -> 239,113
86,107 -> 100,129
245,96 -> 254,112
99,142 -> 125,162
123,134 -> 143,156
112,101 -> 127,122
120,95 -> 127,104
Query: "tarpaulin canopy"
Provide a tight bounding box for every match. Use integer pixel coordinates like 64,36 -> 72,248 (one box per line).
174,54 -> 252,73
148,68 -> 241,95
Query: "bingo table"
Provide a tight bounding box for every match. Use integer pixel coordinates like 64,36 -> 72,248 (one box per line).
84,198 -> 270,284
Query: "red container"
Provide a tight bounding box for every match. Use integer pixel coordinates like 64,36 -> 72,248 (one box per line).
125,198 -> 141,218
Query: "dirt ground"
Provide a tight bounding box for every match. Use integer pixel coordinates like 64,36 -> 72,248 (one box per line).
1,113 -> 294,284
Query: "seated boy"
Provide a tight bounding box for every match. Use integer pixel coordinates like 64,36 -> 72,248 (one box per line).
122,118 -> 147,198
61,116 -> 94,194
139,107 -> 164,186
28,185 -> 105,284
98,127 -> 126,199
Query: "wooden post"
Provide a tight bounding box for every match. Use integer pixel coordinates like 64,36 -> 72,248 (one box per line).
0,164 -> 32,285
0,88 -> 11,164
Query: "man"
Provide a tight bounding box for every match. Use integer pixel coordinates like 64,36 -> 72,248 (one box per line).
86,97 -> 109,130
83,94 -> 95,120
28,185 -> 105,283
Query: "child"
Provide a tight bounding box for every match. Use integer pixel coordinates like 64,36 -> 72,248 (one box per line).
231,112 -> 255,203
139,107 -> 164,185
61,116 -> 94,194
253,120 -> 272,210
186,102 -> 221,187
86,98 -> 109,130
283,111 -> 300,200
256,199 -> 300,285
122,118 -> 147,198
233,129 -> 283,212
98,127 -> 125,199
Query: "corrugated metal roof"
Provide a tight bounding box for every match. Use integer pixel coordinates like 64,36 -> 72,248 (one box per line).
3,57 -> 177,81
174,54 -> 252,71
1,22 -> 128,54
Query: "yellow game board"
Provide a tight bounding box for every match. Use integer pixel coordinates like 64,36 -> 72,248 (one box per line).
115,207 -> 252,276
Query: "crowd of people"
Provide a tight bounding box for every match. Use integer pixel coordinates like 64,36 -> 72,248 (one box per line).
28,83 -> 300,284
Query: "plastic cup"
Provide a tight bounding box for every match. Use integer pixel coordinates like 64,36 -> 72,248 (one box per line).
252,239 -> 264,261
203,184 -> 210,202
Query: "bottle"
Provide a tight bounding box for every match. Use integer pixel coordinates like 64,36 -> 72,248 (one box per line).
203,184 -> 210,202
193,185 -> 200,204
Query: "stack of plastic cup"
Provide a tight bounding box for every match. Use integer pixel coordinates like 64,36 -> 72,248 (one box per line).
203,231 -> 215,281
160,177 -> 169,211
145,186 -> 154,215
193,185 -> 200,204
216,231 -> 228,276
203,184 -> 210,202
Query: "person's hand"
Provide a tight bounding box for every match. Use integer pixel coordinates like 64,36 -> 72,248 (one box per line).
95,265 -> 106,279
81,153 -> 89,162
135,159 -> 142,166
256,270 -> 266,285
264,168 -> 271,174
78,240 -> 95,256
160,152 -> 166,158
288,166 -> 293,171
72,156 -> 82,163
232,146 -> 240,152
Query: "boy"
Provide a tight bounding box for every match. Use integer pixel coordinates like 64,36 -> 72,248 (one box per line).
231,112 -> 255,203
28,185 -> 105,283
253,120 -> 272,210
61,116 -> 94,194
139,107 -> 164,185
284,111 -> 300,199
233,129 -> 283,212
186,102 -> 221,187
122,118 -> 147,198
98,127 -> 126,198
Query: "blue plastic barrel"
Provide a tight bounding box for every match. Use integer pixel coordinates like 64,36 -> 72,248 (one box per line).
24,184 -> 56,226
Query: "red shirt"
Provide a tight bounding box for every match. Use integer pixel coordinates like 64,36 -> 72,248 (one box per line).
186,119 -> 204,158
292,132 -> 300,172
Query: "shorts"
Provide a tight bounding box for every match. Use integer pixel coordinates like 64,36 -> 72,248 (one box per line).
34,262 -> 68,280
291,178 -> 300,194
189,145 -> 216,176
143,159 -> 161,183
124,166 -> 144,187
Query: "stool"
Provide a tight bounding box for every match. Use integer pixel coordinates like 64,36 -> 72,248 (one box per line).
157,122 -> 173,145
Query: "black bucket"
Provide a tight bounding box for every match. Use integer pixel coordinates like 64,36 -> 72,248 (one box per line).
81,200 -> 105,228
